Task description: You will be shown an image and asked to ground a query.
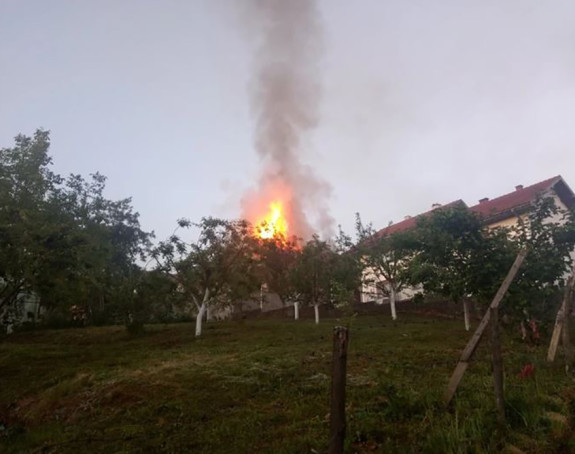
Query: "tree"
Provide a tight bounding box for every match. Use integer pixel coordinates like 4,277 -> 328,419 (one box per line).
0,130 -> 62,315
330,226 -> 363,313
291,235 -> 337,324
507,196 -> 575,321
48,172 -> 152,327
153,217 -> 259,337
412,197 -> 575,330
413,204 -> 514,330
355,214 -> 418,320
257,236 -> 302,319
0,131 -> 152,332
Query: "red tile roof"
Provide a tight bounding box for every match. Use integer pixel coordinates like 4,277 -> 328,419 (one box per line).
468,176 -> 562,221
369,175 -> 573,241
374,200 -> 466,238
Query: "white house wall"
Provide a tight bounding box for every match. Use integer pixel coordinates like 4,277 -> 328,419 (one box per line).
360,266 -> 421,304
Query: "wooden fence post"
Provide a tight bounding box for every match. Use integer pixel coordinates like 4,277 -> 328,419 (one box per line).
329,326 -> 349,454
444,249 -> 527,404
490,307 -> 505,424
548,275 -> 574,363
562,285 -> 573,372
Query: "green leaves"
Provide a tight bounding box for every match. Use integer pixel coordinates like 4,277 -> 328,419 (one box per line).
154,217 -> 260,313
0,130 -> 152,326
354,213 -> 417,298
414,198 -> 575,318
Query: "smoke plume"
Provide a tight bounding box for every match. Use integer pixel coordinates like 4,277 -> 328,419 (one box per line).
241,0 -> 334,240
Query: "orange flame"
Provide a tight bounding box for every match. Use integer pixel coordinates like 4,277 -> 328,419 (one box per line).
255,202 -> 288,240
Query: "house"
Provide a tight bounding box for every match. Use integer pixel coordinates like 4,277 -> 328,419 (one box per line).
469,175 -> 575,230
361,175 -> 575,305
0,283 -> 42,333
360,200 -> 466,304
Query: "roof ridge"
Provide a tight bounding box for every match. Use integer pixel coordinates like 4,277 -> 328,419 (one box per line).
471,175 -> 561,207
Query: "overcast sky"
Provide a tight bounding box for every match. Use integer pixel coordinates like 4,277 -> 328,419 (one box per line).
2,0 -> 575,241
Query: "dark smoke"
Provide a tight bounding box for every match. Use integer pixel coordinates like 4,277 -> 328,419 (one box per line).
241,0 -> 334,240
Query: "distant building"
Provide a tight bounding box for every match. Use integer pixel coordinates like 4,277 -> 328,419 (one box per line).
0,282 -> 43,332
469,175 -> 575,230
360,175 -> 575,305
360,200 -> 465,304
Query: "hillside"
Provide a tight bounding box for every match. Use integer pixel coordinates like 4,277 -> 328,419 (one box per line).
1,315 -> 574,453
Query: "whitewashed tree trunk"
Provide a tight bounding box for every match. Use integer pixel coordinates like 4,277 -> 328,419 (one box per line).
294,302 -> 300,320
520,321 -> 527,340
195,303 -> 206,337
463,299 -> 471,331
314,304 -> 319,325
195,289 -> 210,337
390,286 -> 397,320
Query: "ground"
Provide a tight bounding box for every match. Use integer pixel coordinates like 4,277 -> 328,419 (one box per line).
1,314 -> 574,453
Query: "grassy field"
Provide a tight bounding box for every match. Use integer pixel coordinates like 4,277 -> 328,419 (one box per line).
1,314 -> 574,453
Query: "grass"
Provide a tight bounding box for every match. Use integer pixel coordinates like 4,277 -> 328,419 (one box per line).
1,314 -> 574,453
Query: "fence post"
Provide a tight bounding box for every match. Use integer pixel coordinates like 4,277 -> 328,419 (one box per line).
490,307 -> 505,424
329,326 -> 349,454
562,284 -> 573,372
444,249 -> 527,404
547,275 -> 574,362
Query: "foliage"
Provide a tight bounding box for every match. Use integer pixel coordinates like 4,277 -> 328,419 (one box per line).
0,130 -> 152,331
152,217 -> 260,334
257,236 -> 301,305
413,198 -> 575,320
354,213 -> 419,300
330,226 -> 363,309
290,235 -> 337,308
507,196 -> 575,319
413,204 -> 516,304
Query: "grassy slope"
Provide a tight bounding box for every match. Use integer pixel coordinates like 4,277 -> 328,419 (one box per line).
1,315 -> 574,453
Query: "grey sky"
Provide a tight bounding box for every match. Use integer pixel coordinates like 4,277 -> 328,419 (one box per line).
2,0 -> 574,241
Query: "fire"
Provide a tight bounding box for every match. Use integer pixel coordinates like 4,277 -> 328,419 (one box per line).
255,202 -> 288,240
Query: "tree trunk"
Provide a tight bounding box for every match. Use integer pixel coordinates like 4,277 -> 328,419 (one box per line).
390,286 -> 397,320
196,303 -> 206,337
521,321 -> 528,341
294,302 -> 300,320
463,299 -> 471,331
314,304 -> 319,325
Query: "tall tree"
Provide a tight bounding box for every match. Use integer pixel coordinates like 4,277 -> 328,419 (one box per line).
0,130 -> 152,331
0,130 -> 61,314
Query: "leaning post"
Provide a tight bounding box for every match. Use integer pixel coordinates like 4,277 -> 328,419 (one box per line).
562,282 -> 574,372
547,274 -> 574,362
444,249 -> 527,404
